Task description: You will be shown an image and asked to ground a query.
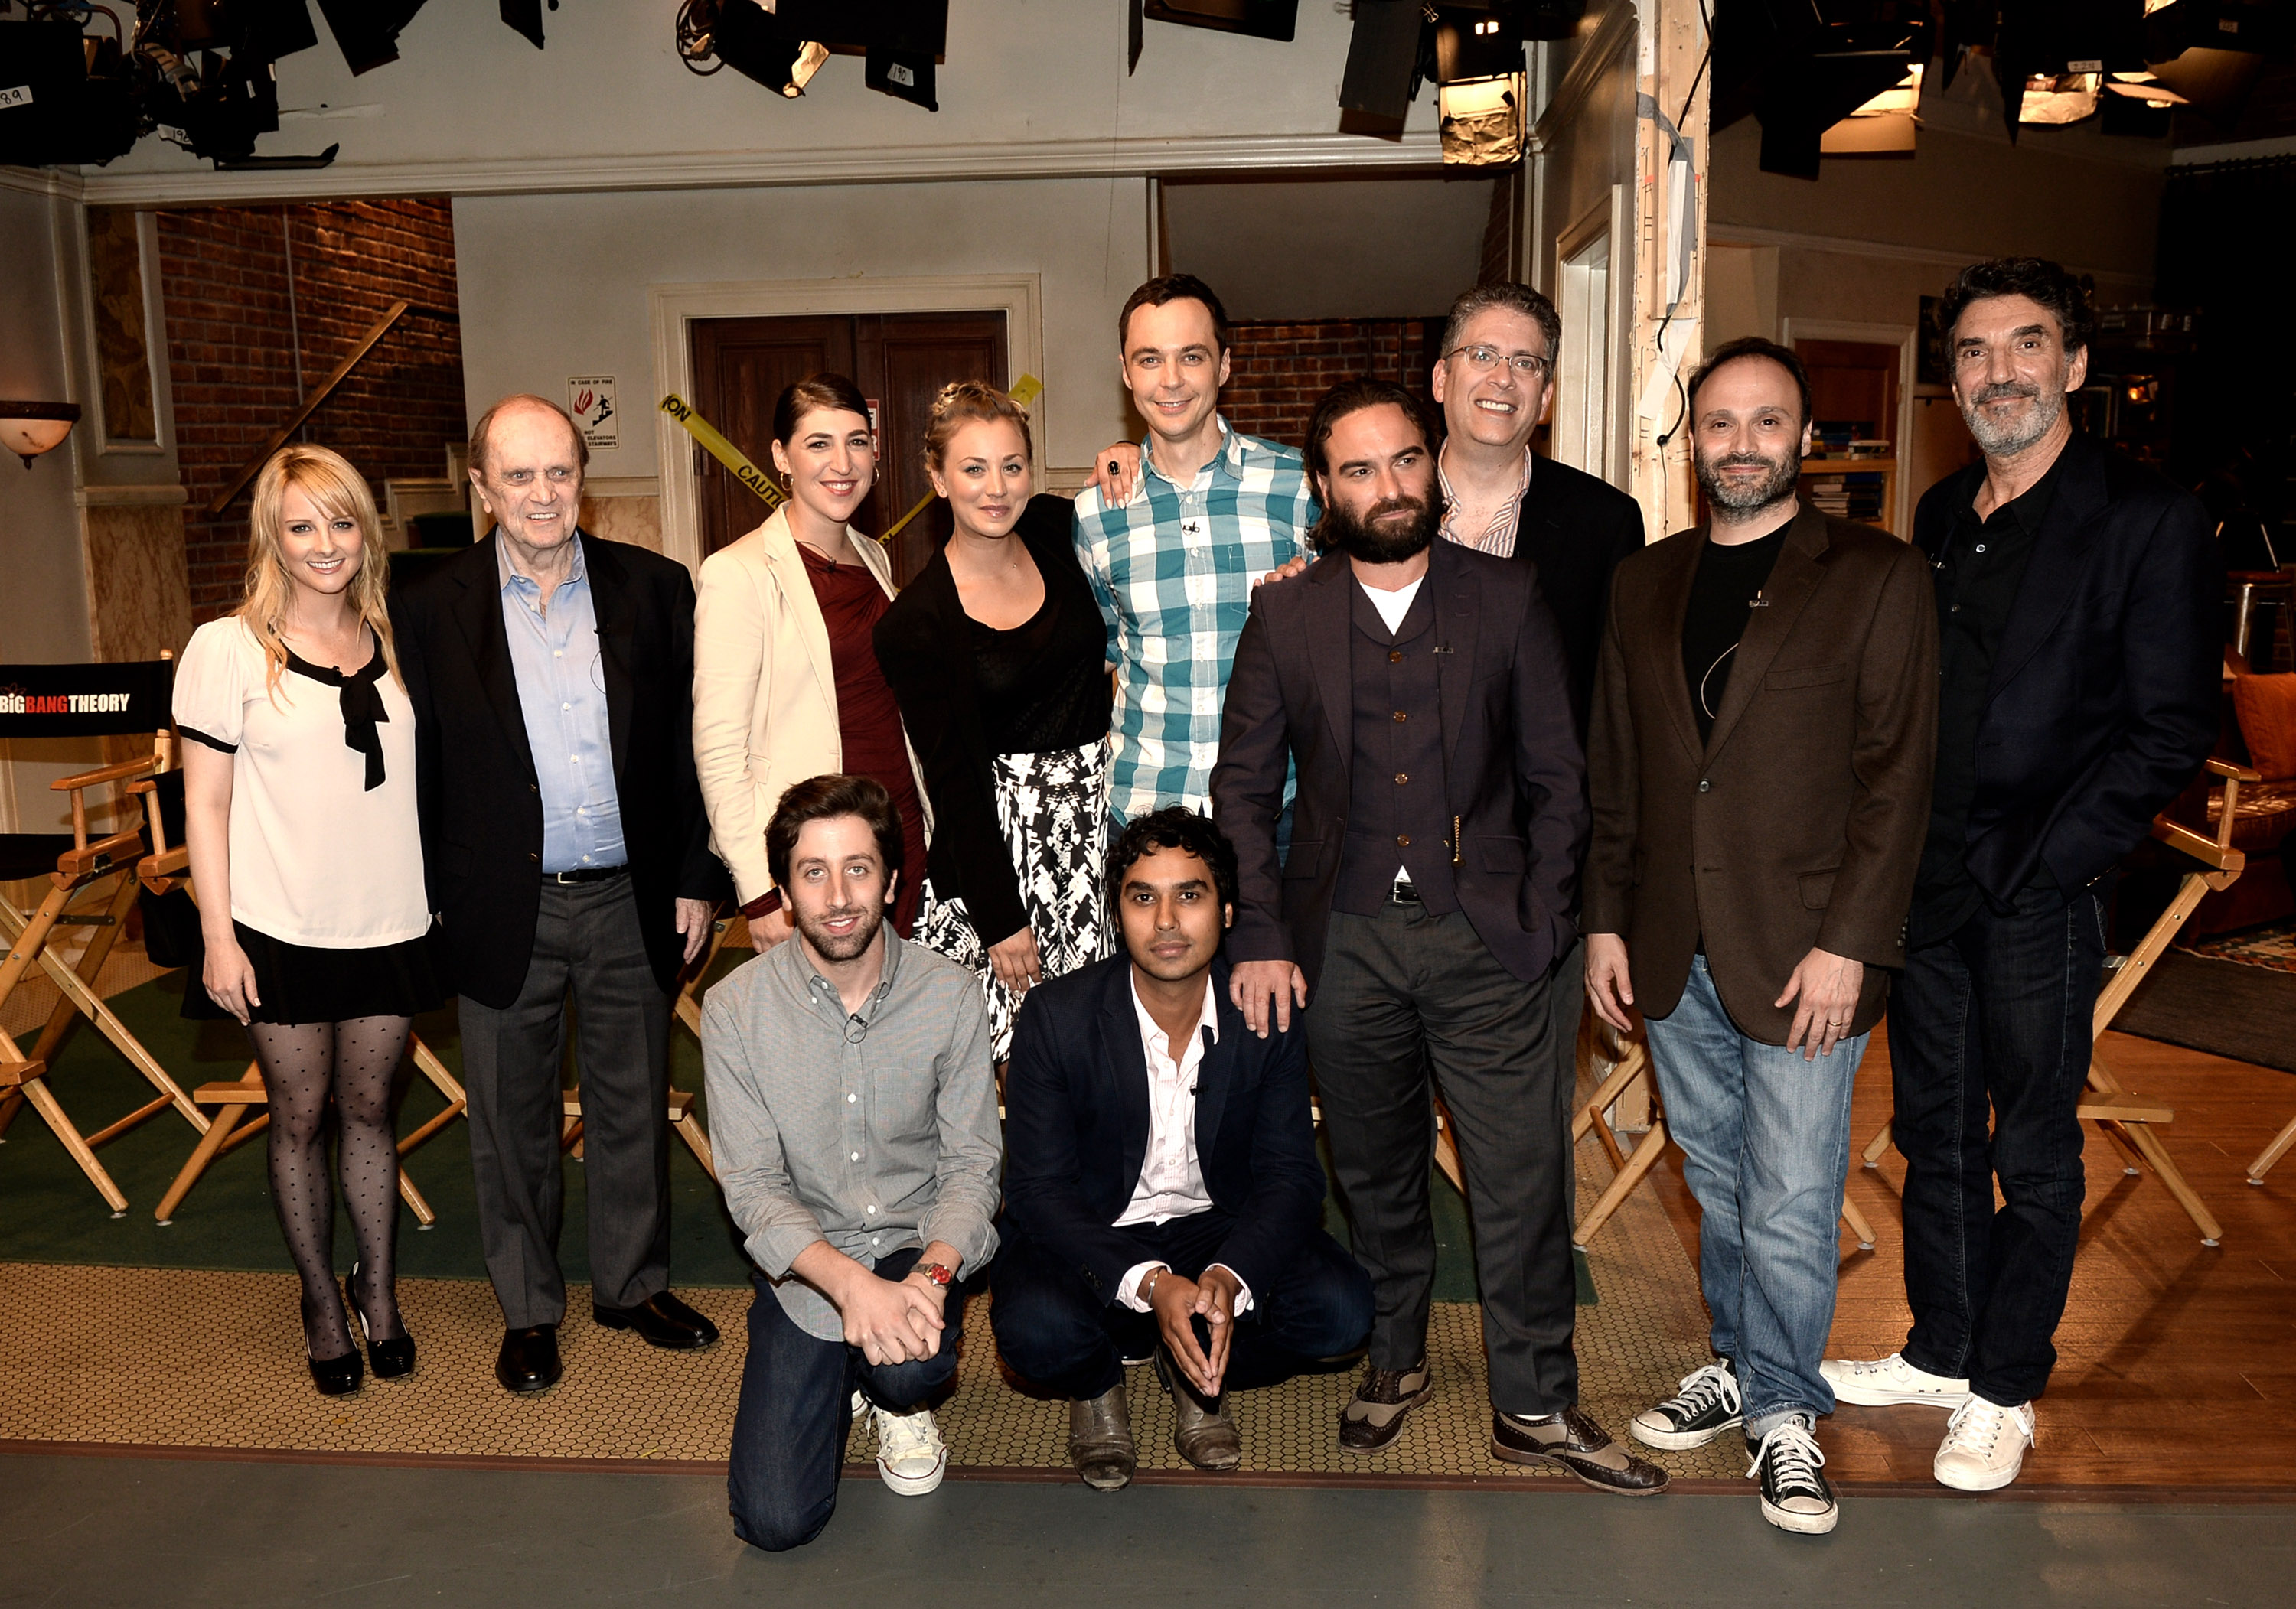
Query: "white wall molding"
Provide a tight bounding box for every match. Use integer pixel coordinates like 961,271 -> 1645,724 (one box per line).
1706,223 -> 2151,289
0,164 -> 83,200
648,274 -> 1045,574
73,484 -> 188,507
72,130 -> 1446,208
1530,0 -> 1640,155
582,477 -> 662,500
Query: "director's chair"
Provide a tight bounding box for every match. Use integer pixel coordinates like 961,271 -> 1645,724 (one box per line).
0,659 -> 209,1213
127,767 -> 469,1226
1859,758 -> 2256,1246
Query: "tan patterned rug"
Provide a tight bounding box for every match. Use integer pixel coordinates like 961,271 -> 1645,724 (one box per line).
0,1142 -> 1741,1486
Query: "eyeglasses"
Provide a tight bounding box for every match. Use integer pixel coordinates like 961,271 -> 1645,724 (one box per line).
1444,344 -> 1552,379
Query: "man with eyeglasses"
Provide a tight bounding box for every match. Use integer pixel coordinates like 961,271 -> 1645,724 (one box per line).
1430,281 -> 1648,1223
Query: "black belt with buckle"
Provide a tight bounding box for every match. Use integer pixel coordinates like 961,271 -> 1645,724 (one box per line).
1390,877 -> 1421,905
543,865 -> 628,885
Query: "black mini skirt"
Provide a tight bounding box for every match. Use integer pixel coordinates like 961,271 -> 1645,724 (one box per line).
181,920 -> 442,1024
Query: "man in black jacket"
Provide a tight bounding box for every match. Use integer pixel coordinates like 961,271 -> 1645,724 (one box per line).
393,394 -> 730,1394
993,808 -> 1371,1490
1824,260 -> 2220,1490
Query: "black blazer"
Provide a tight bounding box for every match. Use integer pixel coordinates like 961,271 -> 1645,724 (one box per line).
1510,453 -> 1648,738
873,494 -> 1110,949
1912,434 -> 2222,903
1001,954 -> 1329,1306
1212,536 -> 1587,995
390,532 -> 727,1008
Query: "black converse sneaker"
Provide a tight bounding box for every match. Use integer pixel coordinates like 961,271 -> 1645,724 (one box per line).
1631,1358 -> 1743,1451
1748,1418 -> 1837,1536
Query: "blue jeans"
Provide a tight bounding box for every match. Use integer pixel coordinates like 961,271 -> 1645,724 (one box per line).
1643,955 -> 1864,1432
1889,883 -> 2105,1407
726,1247 -> 964,1552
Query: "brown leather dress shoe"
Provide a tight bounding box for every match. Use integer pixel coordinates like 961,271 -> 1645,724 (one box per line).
1156,1348 -> 1241,1471
1339,1360 -> 1433,1453
1068,1384 -> 1137,1490
1490,1406 -> 1671,1495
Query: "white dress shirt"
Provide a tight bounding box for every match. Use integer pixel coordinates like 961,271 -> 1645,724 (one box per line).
1114,972 -> 1252,1314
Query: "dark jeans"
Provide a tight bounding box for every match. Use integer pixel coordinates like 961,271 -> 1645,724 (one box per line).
458,875 -> 672,1327
990,1212 -> 1371,1401
726,1248 -> 964,1552
1305,904 -> 1577,1416
1889,882 -> 2106,1407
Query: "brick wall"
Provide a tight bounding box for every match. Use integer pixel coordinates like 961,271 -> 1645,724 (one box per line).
158,198 -> 465,620
1220,318 -> 1446,452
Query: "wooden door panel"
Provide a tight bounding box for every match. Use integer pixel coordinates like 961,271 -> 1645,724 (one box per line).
690,317 -> 853,557
688,310 -> 1006,578
863,313 -> 1008,584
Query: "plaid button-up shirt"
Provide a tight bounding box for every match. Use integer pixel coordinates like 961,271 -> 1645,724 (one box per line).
1074,419 -> 1319,823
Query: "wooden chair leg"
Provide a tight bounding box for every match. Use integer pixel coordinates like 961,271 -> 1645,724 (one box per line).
1573,1117 -> 1670,1249
1839,1192 -> 1877,1252
2249,1112 -> 2296,1185
2110,1118 -> 2223,1245
677,1116 -> 716,1180
1433,1119 -> 1466,1195
155,1102 -> 247,1224
17,1074 -> 129,1214
396,1165 -> 436,1228
1861,1116 -> 1894,1168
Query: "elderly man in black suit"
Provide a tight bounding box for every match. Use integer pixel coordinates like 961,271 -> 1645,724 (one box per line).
1212,379 -> 1663,1495
1824,259 -> 2220,1491
992,807 -> 1372,1491
393,394 -> 729,1394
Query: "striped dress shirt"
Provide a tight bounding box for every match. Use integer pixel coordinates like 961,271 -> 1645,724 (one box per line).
1074,419 -> 1319,823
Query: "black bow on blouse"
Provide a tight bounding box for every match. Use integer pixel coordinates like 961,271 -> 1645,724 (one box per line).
285,640 -> 390,791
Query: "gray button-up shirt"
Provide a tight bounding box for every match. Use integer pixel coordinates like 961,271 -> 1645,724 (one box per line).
700,930 -> 1002,1341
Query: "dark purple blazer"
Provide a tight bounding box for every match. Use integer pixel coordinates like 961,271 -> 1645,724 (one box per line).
1210,536 -> 1587,997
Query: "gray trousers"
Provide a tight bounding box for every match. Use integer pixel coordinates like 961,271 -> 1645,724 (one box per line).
1305,902 -> 1579,1417
458,875 -> 673,1329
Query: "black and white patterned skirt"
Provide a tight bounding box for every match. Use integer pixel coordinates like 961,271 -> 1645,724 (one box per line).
916,736 -> 1114,1061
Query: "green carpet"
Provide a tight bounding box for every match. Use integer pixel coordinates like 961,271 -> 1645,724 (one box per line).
1,963 -> 1589,1304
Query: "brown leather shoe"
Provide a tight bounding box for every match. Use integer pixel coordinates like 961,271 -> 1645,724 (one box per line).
1490,1406 -> 1671,1495
1156,1347 -> 1241,1471
1339,1360 -> 1433,1453
1068,1385 -> 1136,1491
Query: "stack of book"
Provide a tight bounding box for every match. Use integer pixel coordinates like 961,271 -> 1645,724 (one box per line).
1805,471 -> 1887,522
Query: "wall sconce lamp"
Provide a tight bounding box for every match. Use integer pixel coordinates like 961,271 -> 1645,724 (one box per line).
0,402 -> 81,468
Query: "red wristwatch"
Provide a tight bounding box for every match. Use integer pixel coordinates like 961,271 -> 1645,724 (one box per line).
912,1262 -> 955,1288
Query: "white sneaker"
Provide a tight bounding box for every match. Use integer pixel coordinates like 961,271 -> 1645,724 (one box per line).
1821,1352 -> 1971,1409
873,1404 -> 948,1497
1933,1397 -> 2034,1492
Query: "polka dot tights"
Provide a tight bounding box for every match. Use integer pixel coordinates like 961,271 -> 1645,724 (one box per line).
249,1015 -> 411,1362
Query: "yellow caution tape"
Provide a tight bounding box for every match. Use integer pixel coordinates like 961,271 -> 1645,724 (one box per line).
662,373 -> 1043,546
660,392 -> 785,511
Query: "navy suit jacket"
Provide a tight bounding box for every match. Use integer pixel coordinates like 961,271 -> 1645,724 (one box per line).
1000,953 -> 1328,1308
1912,435 -> 2222,904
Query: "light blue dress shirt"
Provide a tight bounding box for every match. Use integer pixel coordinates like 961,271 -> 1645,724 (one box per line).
497,537 -> 626,873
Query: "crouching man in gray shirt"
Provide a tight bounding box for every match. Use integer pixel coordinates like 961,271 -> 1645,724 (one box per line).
701,774 -> 1002,1551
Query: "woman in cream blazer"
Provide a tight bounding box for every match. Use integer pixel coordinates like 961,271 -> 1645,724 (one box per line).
693,374 -> 931,949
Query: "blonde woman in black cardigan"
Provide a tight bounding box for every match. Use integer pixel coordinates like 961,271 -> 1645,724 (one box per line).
873,383 -> 1113,1060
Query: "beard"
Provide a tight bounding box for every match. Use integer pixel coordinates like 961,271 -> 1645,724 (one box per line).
1319,491 -> 1441,565
794,899 -> 885,962
1694,445 -> 1802,516
1959,376 -> 2066,458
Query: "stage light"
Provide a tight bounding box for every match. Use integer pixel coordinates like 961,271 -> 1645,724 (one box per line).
1711,2 -> 1932,180
1143,2 -> 1300,44
1339,0 -> 1427,125
0,402 -> 81,470
677,0 -> 827,96
1436,8 -> 1526,84
1438,72 -> 1527,166
2018,70 -> 2103,125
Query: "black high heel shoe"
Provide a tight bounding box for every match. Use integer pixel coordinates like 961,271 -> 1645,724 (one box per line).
344,1263 -> 416,1379
302,1295 -> 364,1397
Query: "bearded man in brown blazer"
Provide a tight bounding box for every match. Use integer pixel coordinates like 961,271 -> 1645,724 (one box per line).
1583,338 -> 1936,1536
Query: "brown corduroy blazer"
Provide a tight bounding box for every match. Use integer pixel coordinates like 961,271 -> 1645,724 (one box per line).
1583,503 -> 1939,1043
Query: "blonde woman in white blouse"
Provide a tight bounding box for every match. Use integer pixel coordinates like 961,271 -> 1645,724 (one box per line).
693,373 -> 931,949
177,445 -> 437,1398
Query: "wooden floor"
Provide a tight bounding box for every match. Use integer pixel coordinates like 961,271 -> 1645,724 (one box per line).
1634,1028 -> 2296,1490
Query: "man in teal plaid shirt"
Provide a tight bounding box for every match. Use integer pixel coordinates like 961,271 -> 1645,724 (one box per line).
1075,275 -> 1319,826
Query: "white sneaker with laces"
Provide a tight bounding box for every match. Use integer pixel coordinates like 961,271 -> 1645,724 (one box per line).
1933,1397 -> 2034,1492
874,1404 -> 949,1497
1821,1352 -> 1971,1409
1747,1419 -> 1838,1536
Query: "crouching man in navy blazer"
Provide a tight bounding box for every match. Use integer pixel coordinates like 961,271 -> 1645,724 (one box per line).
992,808 -> 1373,1490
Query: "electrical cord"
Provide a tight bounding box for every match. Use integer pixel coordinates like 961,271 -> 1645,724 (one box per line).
1653,0 -> 1715,451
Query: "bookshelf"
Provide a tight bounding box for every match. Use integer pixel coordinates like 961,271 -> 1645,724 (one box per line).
1799,456 -> 1896,531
